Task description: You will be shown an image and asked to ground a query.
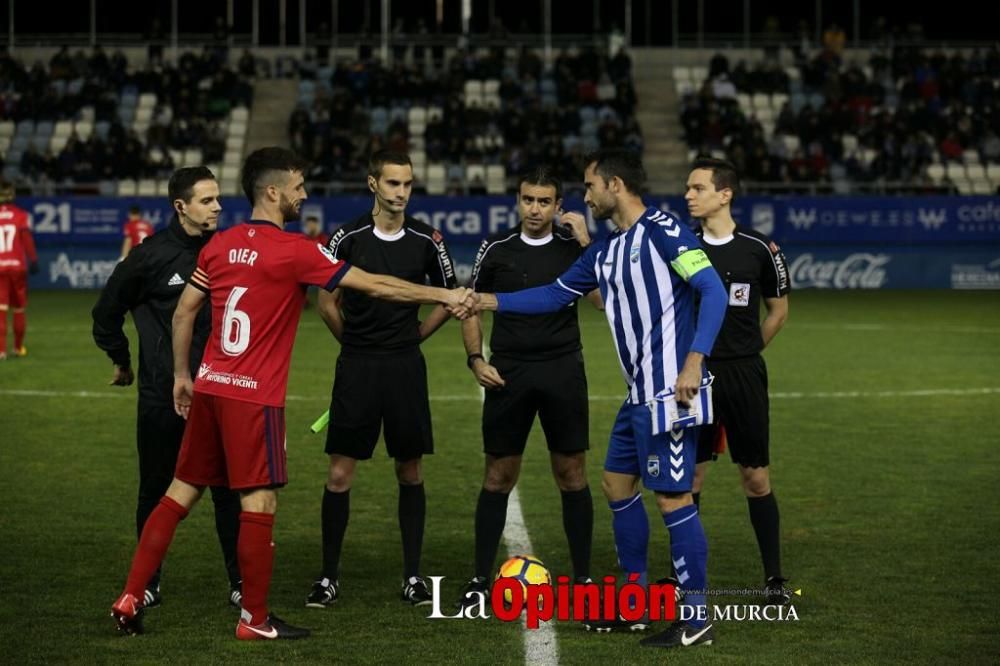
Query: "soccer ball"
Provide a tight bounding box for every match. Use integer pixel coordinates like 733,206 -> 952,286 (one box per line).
496,555 -> 551,604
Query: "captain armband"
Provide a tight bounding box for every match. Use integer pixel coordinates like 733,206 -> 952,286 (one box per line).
670,249 -> 712,281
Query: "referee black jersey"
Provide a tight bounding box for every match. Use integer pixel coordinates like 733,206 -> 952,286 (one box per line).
471,224 -> 584,360
328,213 -> 457,353
696,225 -> 790,359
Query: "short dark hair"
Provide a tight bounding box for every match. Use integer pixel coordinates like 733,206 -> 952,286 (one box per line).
128,205 -> 142,215
241,147 -> 308,205
517,166 -> 562,200
690,157 -> 741,198
0,179 -> 14,203
168,166 -> 216,205
583,149 -> 646,195
367,149 -> 412,180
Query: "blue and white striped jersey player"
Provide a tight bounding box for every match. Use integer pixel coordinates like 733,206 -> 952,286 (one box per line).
474,150 -> 727,649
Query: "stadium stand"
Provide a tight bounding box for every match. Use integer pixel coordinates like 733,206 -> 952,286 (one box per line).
0,47 -> 254,195
288,45 -> 641,194
676,44 -> 1000,193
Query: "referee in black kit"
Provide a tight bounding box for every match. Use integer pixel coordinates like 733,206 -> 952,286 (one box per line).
684,157 -> 792,604
456,167 -> 601,607
92,166 -> 242,609
307,150 -> 457,608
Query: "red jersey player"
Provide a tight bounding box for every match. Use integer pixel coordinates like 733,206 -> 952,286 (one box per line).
110,147 -> 475,640
120,206 -> 155,259
0,180 -> 39,360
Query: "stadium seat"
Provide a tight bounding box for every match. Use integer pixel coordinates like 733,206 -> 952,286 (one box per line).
672,66 -> 692,82
737,93 -> 753,113
410,161 -> 427,183
157,180 -> 170,196
926,164 -> 945,183
230,107 -> 250,123
771,93 -> 789,110
74,120 -> 93,141
466,163 -> 486,183
117,179 -> 138,196
408,106 -> 427,125
54,120 -> 75,139
168,149 -> 184,166
137,92 -> 157,109
224,149 -> 242,166
220,178 -> 240,196
225,136 -> 245,152
962,149 -> 981,164
842,134 -> 859,154
0,120 -> 14,139
15,120 -> 35,137
861,148 -> 877,166
675,81 -> 695,96
34,121 -> 54,139
752,93 -> 771,110
781,135 -> 801,153
137,179 -> 157,196
946,163 -> 966,181
986,164 -> 1000,183
0,135 -> 9,155
464,80 -> 484,97
953,178 -> 974,195
227,120 -> 247,138
754,107 -> 774,123
48,135 -> 69,153
690,66 -> 709,83
183,148 -> 203,167
426,163 -> 446,195
486,164 -> 506,194
966,163 -> 987,180
971,179 -> 993,194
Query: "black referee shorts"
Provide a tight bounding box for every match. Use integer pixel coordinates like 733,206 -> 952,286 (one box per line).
697,354 -> 771,468
482,351 -> 589,458
325,349 -> 433,461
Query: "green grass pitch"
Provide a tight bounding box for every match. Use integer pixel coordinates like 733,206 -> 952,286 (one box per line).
1,289 -> 998,664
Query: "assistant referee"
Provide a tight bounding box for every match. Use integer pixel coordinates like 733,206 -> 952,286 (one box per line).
685,157 -> 791,604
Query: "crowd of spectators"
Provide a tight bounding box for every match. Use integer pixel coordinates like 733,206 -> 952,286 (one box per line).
288,44 -> 641,193
0,46 -> 254,192
679,38 -> 1000,193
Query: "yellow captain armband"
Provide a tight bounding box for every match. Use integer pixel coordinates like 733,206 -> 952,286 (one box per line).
670,249 -> 712,281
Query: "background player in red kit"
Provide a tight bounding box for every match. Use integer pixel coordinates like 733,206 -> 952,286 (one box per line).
0,180 -> 39,360
109,147 -> 475,640
121,205 -> 155,260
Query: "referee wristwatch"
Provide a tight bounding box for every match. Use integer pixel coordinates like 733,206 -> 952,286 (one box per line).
467,353 -> 485,368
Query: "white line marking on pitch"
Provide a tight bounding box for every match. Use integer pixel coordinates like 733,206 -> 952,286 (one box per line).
4,386 -> 1000,403
478,377 -> 559,666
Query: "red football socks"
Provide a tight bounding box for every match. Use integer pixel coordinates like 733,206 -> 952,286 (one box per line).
238,511 -> 276,625
124,496 -> 189,599
12,311 -> 25,349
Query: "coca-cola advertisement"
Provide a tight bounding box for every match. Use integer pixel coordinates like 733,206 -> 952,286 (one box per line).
783,247 -> 1000,289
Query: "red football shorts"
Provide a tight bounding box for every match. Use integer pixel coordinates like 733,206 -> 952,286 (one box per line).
0,272 -> 28,308
175,392 -> 287,490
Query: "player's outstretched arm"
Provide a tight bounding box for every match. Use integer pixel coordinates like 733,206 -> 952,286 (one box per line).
337,267 -> 475,318
171,284 -> 207,419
